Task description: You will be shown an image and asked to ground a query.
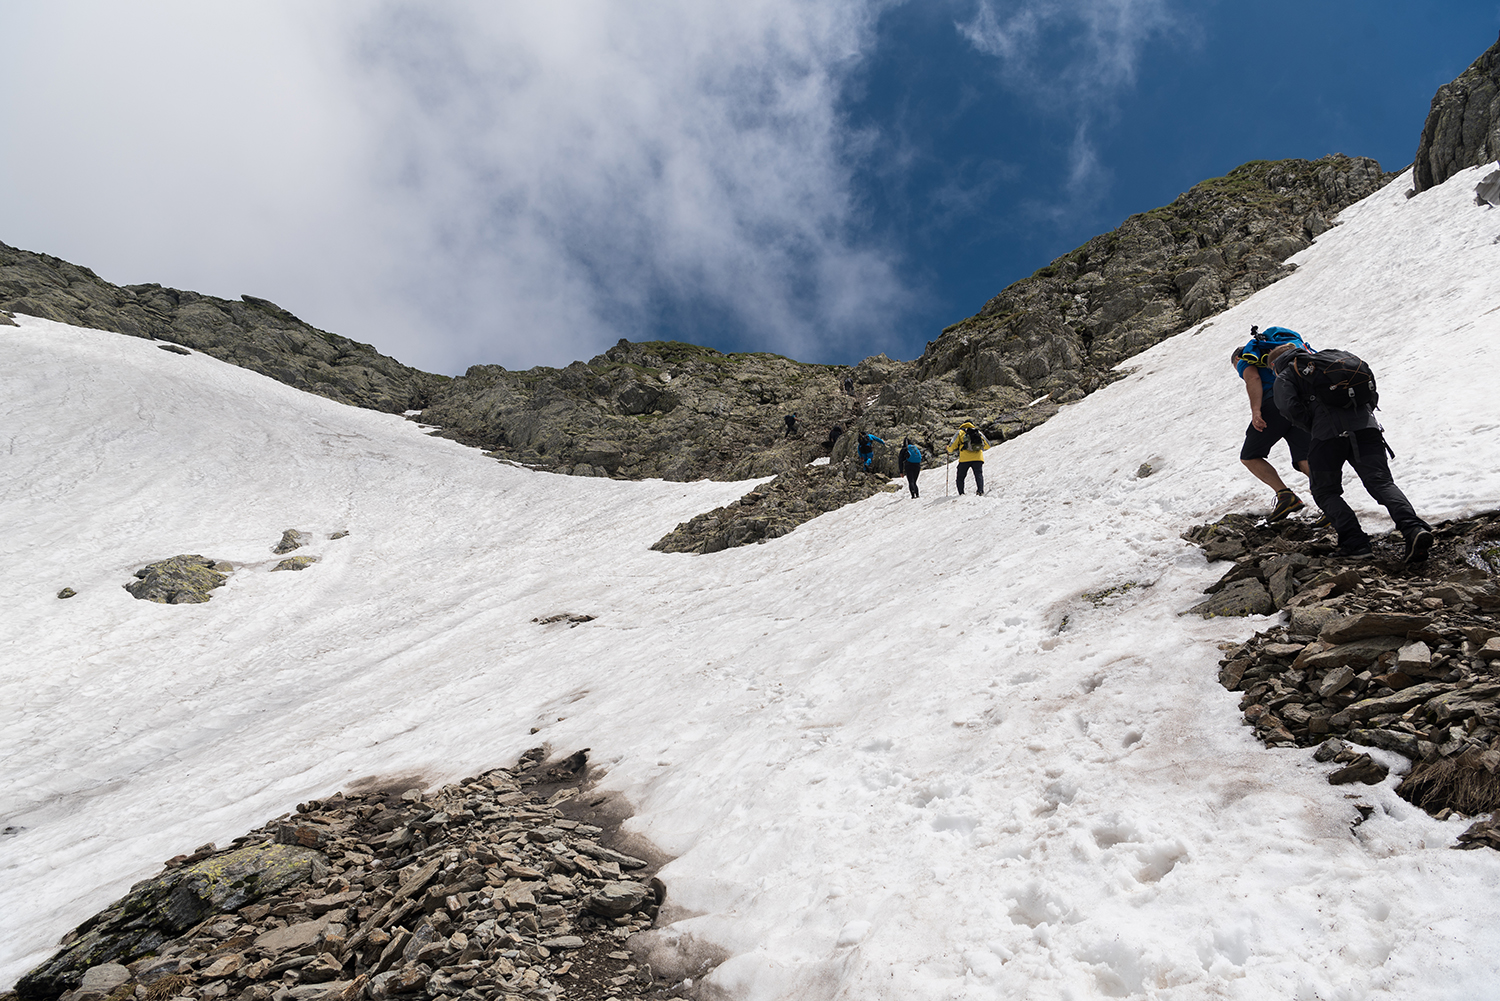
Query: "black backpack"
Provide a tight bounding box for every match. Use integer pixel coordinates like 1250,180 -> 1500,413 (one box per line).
1287,349 -> 1378,410
964,427 -> 984,451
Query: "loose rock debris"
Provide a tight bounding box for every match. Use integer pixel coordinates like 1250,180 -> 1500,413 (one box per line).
1184,509 -> 1500,848
12,749 -> 693,1001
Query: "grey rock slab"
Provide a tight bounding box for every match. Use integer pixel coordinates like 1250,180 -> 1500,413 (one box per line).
572,841 -> 648,870
1300,636 -> 1405,672
1397,640 -> 1432,671
273,529 -> 309,554
254,917 -> 332,956
1330,681 -> 1457,728
1346,728 -> 1423,760
78,965 -> 129,994
1423,685 -> 1500,724
1187,578 -> 1275,618
1318,666 -> 1357,699
1320,612 -> 1433,644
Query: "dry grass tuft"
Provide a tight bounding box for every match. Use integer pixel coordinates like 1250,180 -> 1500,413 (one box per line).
1397,753 -> 1500,815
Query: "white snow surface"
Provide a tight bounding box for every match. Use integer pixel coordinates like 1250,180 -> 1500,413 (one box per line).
4,166 -> 1500,998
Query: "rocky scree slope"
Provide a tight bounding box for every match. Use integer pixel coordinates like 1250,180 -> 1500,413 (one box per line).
1412,30 -> 1500,195
0,243 -> 436,415
11,749 -> 685,1001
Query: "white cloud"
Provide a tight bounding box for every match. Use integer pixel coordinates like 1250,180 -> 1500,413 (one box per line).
0,1 -> 909,373
957,0 -> 1188,207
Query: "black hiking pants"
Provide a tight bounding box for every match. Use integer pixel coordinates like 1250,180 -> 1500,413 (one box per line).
1308,429 -> 1426,553
957,461 -> 984,495
905,465 -> 920,498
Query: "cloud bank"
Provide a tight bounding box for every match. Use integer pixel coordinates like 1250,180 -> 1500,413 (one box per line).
0,1 -> 908,373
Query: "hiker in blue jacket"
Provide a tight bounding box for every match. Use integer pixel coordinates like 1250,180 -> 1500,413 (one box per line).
897,438 -> 923,498
857,432 -> 884,469
1232,325 -> 1311,521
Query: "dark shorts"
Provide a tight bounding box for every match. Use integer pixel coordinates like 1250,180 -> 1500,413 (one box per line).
1240,399 -> 1310,465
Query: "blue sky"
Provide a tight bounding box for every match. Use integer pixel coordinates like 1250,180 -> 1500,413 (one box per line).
2,2 -> 1497,374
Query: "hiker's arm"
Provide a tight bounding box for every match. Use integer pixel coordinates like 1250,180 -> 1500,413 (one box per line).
1272,374 -> 1310,431
1241,367 -> 1266,430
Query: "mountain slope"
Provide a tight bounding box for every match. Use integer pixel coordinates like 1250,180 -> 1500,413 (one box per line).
3,162 -> 1499,999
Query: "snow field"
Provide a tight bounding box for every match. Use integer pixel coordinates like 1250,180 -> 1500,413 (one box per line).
2,165 -> 1500,998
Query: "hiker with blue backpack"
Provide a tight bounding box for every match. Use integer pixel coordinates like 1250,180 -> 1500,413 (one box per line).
857,431 -> 885,469
1268,342 -> 1433,562
897,438 -> 924,497
946,421 -> 992,496
1232,325 -> 1312,521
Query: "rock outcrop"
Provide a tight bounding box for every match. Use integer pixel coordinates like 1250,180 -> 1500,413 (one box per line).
1412,32 -> 1500,194
125,557 -> 231,604
651,464 -> 895,554
0,242 -> 436,415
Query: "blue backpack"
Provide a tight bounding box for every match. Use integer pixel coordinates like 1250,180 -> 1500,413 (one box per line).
904,443 -> 922,465
1240,326 -> 1306,366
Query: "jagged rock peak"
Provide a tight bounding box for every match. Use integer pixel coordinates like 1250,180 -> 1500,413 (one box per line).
1413,31 -> 1500,195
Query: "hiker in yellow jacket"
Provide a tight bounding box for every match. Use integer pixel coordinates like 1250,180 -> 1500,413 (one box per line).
947,421 -> 992,496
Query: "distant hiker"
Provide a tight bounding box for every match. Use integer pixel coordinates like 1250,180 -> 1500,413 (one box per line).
823,423 -> 844,451
946,421 -> 991,496
843,376 -> 856,396
784,413 -> 800,439
1232,325 -> 1311,521
857,432 -> 885,469
897,438 -> 923,498
1270,343 -> 1433,562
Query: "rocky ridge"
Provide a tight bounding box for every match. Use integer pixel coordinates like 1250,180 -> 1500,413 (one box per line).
1182,510 -> 1500,848
1412,31 -> 1500,195
0,243 -> 435,415
12,749 -> 691,1001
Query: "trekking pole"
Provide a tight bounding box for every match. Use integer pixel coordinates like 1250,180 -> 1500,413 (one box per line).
945,454 -> 950,497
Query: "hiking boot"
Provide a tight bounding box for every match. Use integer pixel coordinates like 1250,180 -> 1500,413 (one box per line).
1310,511 -> 1331,530
1340,542 -> 1373,558
1403,528 -> 1434,564
1268,490 -> 1305,522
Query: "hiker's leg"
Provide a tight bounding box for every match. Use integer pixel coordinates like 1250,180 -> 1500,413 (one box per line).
1308,436 -> 1365,551
1241,458 -> 1290,492
973,463 -> 985,496
907,467 -> 920,498
1286,426 -> 1312,480
1347,428 -> 1427,534
1241,423 -> 1290,493
956,462 -> 969,494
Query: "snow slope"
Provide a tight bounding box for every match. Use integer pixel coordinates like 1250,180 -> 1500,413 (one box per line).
3,164 -> 1500,999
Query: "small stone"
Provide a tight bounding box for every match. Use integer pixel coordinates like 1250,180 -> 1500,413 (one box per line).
1397,640 -> 1432,672
57,587 -> 78,599
540,936 -> 585,950
1313,738 -> 1347,762
1478,638 -> 1500,662
272,556 -> 319,572
1187,578 -> 1275,618
273,529 -> 308,554
584,881 -> 651,918
201,955 -> 244,979
1328,754 -> 1389,785
328,531 -> 349,540
1318,666 -> 1356,698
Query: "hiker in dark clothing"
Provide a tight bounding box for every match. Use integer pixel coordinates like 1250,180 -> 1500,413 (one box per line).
946,421 -> 991,495
857,432 -> 884,469
1233,326 -> 1311,522
784,413 -> 800,439
1270,343 -> 1433,562
823,423 -> 843,452
843,376 -> 856,396
897,438 -> 923,498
